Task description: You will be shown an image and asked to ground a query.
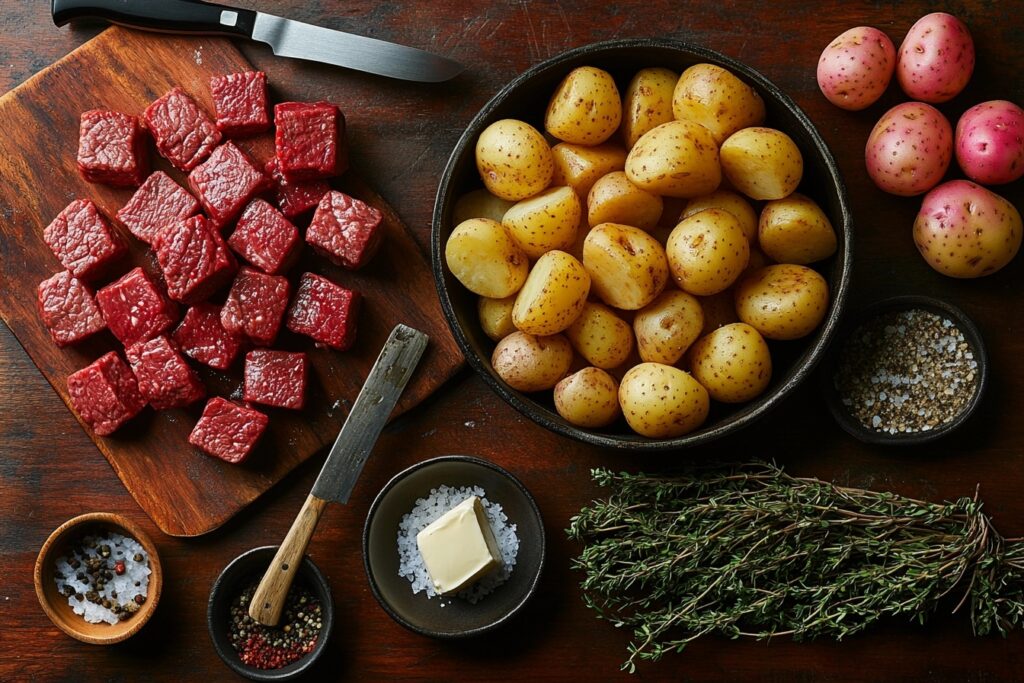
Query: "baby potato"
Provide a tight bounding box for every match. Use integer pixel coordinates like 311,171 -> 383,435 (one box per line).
672,63 -> 767,145
551,142 -> 627,198
565,301 -> 635,369
619,362 -> 710,437
545,66 -> 622,145
720,127 -> 803,200
633,289 -> 704,364
681,190 -> 758,243
583,223 -> 669,310
666,208 -> 750,296
698,289 -> 740,335
453,188 -> 515,225
554,367 -> 621,428
478,295 -> 517,342
476,119 -> 554,201
445,218 -> 529,298
587,171 -> 664,229
625,120 -> 722,198
735,264 -> 829,340
512,250 -> 591,335
758,193 -> 837,264
689,322 -> 772,403
622,67 -> 678,149
492,332 -> 574,392
502,186 -> 581,259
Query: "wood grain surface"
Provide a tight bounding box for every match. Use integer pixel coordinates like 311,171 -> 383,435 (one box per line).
1,1 -> 1022,681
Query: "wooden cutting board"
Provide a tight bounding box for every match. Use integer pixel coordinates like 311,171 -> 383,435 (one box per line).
0,27 -> 462,537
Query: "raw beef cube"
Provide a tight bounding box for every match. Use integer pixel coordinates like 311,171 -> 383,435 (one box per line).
37,271 -> 106,347
189,397 -> 268,464
286,273 -> 361,350
67,351 -> 146,435
274,101 -> 348,181
264,158 -> 330,219
188,142 -> 270,228
227,199 -> 300,274
116,171 -> 200,244
172,303 -> 241,371
243,349 -> 308,410
77,109 -> 148,187
152,215 -> 237,304
96,267 -> 178,347
43,199 -> 127,282
220,267 -> 290,346
125,335 -> 205,410
143,87 -> 222,171
210,71 -> 270,137
305,191 -> 384,269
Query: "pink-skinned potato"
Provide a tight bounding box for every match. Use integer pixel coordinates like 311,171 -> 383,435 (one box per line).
866,102 -> 952,196
913,180 -> 1022,278
955,100 -> 1024,185
817,26 -> 896,111
896,12 -> 974,103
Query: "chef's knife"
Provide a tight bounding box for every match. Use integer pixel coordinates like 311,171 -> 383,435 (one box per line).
52,0 -> 464,83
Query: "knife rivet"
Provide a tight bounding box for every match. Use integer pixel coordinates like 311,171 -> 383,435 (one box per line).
282,563 -> 289,571
220,10 -> 239,27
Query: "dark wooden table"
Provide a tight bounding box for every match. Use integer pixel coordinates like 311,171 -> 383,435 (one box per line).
2,2 -> 1022,680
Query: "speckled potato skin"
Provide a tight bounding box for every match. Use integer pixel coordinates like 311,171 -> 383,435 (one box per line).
587,171 -> 664,230
633,289 -> 704,364
816,26 -> 896,111
453,188 -> 515,225
618,362 -> 710,437
551,142 -> 628,198
672,63 -> 766,145
897,12 -> 974,104
955,100 -> 1024,185
565,302 -> 635,369
622,67 -> 678,149
502,186 -> 582,258
666,208 -> 751,296
512,250 -> 591,335
735,264 -> 829,340
625,120 -> 721,198
698,289 -> 740,336
445,218 -> 529,298
758,193 -> 837,264
720,127 -> 803,201
690,322 -> 772,403
681,190 -> 758,243
865,102 -> 951,197
554,367 -> 621,428
476,119 -> 554,201
492,331 -> 573,392
545,66 -> 622,146
478,295 -> 517,342
913,180 -> 1022,278
583,223 -> 669,310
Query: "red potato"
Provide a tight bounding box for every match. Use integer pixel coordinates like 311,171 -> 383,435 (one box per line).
865,102 -> 952,196
955,100 -> 1024,185
896,12 -> 974,104
816,26 -> 896,111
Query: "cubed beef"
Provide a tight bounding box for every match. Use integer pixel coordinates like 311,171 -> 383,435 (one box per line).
43,199 -> 127,282
96,267 -> 178,347
172,303 -> 242,371
188,142 -> 270,228
125,335 -> 205,410
243,349 -> 308,410
67,351 -> 146,435
210,71 -> 270,137
116,171 -> 200,244
189,397 -> 268,464
152,215 -> 237,304
227,199 -> 300,275
286,273 -> 361,350
274,101 -> 348,181
264,158 -> 330,219
220,267 -> 290,346
77,109 -> 148,187
305,190 -> 384,269
143,87 -> 222,171
37,271 -> 106,347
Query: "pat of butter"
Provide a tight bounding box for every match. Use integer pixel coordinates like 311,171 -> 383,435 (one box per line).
416,496 -> 503,595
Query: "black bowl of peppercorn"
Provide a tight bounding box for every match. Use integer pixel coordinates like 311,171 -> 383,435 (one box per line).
207,546 -> 334,681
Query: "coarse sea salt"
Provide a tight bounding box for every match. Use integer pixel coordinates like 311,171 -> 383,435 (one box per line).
54,532 -> 150,625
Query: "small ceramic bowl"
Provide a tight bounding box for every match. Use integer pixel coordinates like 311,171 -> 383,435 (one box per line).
207,546 -> 334,681
34,512 -> 162,645
363,455 -> 545,638
820,295 -> 989,445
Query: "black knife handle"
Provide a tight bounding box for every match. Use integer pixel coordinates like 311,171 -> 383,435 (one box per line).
52,0 -> 256,39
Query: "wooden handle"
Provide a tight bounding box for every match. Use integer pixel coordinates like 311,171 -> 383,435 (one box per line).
248,494 -> 328,626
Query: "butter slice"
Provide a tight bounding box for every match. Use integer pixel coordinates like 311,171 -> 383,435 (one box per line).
416,496 -> 503,595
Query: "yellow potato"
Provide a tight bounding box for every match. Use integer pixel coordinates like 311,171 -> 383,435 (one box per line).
583,223 -> 669,310
565,302 -> 635,369
720,127 -> 803,200
622,67 -> 678,149
672,63 -> 766,144
551,142 -> 627,199
735,264 -> 829,340
502,186 -> 581,259
633,289 -> 704,364
512,250 -> 591,335
681,190 -> 758,243
698,289 -> 740,336
477,295 -> 517,342
689,322 -> 772,403
758,193 -> 837,264
492,332 -> 573,392
587,171 -> 663,230
445,218 -> 529,298
545,66 -> 622,146
554,367 -> 622,428
625,120 -> 721,198
476,119 -> 554,201
453,188 -> 515,225
618,362 -> 710,437
666,208 -> 750,295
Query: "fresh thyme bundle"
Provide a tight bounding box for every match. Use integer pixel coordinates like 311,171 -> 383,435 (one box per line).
567,462 -> 1024,672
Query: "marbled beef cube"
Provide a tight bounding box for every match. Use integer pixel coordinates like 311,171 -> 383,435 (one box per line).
243,349 -> 308,410
43,199 -> 127,282
264,158 -> 330,219
152,215 -> 237,305
220,267 -> 290,346
37,271 -> 106,347
67,351 -> 146,435
305,190 -> 384,269
227,199 -> 300,275
188,142 -> 270,228
116,171 -> 200,244
96,267 -> 178,347
274,102 -> 348,181
77,109 -> 149,187
210,71 -> 270,137
125,335 -> 205,410
189,397 -> 268,464
143,87 -> 222,171
286,273 -> 361,350
172,303 -> 242,371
